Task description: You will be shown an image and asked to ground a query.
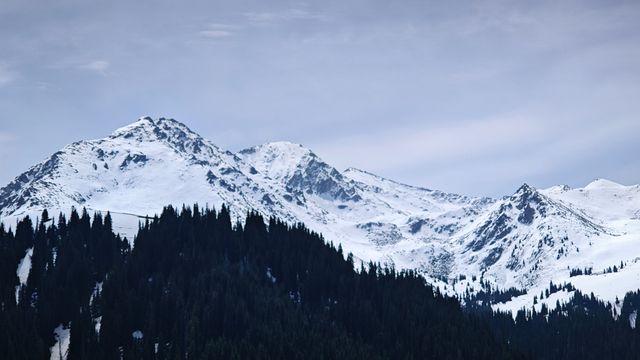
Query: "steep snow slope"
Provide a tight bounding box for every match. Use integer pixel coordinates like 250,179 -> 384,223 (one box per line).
471,180 -> 640,313
1,117 -> 640,313
454,184 -> 612,287
239,141 -> 361,202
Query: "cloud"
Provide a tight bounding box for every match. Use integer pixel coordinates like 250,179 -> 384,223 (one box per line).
205,23 -> 240,30
198,23 -> 239,39
199,29 -> 233,39
196,9 -> 327,40
244,8 -> 328,24
80,60 -> 110,74
0,63 -> 16,87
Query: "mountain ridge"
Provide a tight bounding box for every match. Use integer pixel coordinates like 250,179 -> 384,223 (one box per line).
2,117 -> 639,312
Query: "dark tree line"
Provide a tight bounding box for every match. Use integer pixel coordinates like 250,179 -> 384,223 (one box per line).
0,209 -> 129,358
484,290 -> 640,360
1,205 -> 640,359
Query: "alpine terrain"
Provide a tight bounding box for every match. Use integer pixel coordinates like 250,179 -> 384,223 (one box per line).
2,117 -> 640,312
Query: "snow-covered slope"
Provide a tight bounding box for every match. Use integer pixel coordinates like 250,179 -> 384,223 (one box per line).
456,184 -> 612,287
2,117 -> 640,312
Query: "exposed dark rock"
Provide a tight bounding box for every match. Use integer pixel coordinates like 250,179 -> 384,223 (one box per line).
261,194 -> 274,206
482,247 -> 504,269
518,205 -> 535,225
206,171 -> 218,184
218,179 -> 236,192
220,167 -> 240,176
119,154 -> 148,170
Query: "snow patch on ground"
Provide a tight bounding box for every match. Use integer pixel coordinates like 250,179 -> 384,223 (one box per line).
49,324 -> 70,360
266,268 -> 277,283
89,281 -> 103,306
491,260 -> 640,316
493,289 -> 575,318
567,261 -> 640,305
15,247 -> 33,303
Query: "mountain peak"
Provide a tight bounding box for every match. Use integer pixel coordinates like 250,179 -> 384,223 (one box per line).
239,141 -> 361,202
584,178 -> 624,190
155,117 -> 197,134
107,117 -> 214,158
238,141 -> 318,180
243,141 -> 312,156
264,140 -> 305,148
510,183 -> 547,212
111,116 -> 156,137
515,183 -> 535,195
111,117 -> 199,140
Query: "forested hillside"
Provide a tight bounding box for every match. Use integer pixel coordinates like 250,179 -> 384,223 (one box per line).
1,205 -> 639,359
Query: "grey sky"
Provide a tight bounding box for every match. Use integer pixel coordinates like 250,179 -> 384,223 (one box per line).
0,0 -> 639,197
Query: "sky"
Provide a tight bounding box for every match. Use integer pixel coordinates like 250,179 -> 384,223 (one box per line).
0,0 -> 639,197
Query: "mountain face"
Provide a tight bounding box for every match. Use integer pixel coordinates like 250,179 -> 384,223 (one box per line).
2,117 -> 640,308
239,142 -> 361,203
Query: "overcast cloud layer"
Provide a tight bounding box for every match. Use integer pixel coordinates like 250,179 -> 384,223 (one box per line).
0,0 -> 639,196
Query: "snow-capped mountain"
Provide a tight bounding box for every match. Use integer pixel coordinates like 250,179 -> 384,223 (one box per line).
2,117 -> 640,311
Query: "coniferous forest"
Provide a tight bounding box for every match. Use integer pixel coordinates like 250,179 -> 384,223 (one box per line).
1,205 -> 640,359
